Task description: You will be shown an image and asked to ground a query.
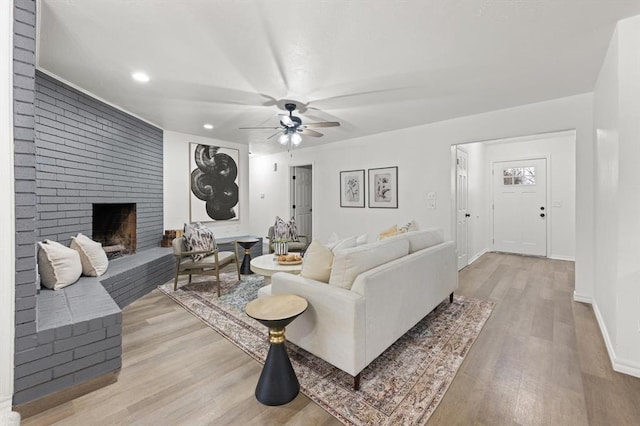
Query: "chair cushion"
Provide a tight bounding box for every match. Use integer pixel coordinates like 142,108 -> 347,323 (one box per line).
181,251 -> 236,269
300,241 -> 334,283
70,233 -> 108,276
38,240 -> 83,290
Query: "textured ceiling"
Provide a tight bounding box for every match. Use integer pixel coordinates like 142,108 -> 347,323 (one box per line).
37,0 -> 640,154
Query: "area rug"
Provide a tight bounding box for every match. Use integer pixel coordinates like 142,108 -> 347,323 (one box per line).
158,273 -> 494,425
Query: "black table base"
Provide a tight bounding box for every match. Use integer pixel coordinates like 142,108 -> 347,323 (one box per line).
255,333 -> 299,406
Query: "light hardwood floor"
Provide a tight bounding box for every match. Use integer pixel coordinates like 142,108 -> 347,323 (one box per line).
22,253 -> 640,425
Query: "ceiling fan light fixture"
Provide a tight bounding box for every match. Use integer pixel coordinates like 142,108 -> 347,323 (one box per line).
291,133 -> 302,146
278,133 -> 289,145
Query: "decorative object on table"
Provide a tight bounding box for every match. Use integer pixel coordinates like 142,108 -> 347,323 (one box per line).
276,253 -> 302,265
159,273 -> 494,425
267,216 -> 309,254
189,143 -> 240,222
245,294 -> 308,406
172,224 -> 240,295
368,166 -> 398,208
271,239 -> 289,256
235,237 -> 260,274
340,169 -> 365,208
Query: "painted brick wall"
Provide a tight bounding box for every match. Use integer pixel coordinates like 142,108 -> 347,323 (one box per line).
34,70 -> 164,250
13,0 -> 38,365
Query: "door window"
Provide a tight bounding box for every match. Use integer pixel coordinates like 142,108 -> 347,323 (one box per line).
503,167 -> 536,186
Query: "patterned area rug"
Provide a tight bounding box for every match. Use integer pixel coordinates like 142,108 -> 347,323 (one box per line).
158,273 -> 494,425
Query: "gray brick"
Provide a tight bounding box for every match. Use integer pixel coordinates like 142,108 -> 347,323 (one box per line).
105,346 -> 122,360
12,375 -> 74,406
15,334 -> 37,352
37,328 -> 55,345
106,325 -> 121,338
74,336 -> 120,359
15,350 -> 72,379
72,320 -> 89,336
53,351 -> 106,378
73,358 -> 121,383
14,343 -> 53,366
53,329 -> 106,353
55,324 -> 72,339
14,368 -> 52,392
88,318 -> 103,331
15,321 -> 36,338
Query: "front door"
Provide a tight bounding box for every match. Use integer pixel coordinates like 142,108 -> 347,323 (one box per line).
492,158 -> 547,256
291,166 -> 312,239
456,148 -> 469,270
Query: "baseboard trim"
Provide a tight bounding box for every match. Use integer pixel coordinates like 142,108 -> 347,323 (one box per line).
573,291 -> 592,304
468,249 -> 488,265
548,255 -> 575,262
13,370 -> 118,419
591,302 -> 640,379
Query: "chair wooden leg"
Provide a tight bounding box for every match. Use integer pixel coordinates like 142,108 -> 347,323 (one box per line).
188,274 -> 192,284
450,292 -> 454,303
236,260 -> 241,280
173,261 -> 180,291
354,373 -> 361,391
216,269 -> 221,297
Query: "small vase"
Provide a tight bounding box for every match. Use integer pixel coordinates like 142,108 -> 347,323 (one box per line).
273,241 -> 289,256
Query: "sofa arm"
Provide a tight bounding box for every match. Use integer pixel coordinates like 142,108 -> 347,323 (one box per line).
267,272 -> 367,376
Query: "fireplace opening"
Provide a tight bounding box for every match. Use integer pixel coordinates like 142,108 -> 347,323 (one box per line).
92,203 -> 137,257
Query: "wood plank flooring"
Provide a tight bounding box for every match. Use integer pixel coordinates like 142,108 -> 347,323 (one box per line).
21,253 -> 640,425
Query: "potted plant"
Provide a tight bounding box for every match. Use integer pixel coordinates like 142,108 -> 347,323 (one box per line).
272,238 -> 289,256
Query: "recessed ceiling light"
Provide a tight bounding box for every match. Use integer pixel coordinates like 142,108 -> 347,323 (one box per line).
203,124 -> 214,130
131,71 -> 150,83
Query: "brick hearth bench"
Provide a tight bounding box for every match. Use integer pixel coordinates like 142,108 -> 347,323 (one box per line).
14,247 -> 173,409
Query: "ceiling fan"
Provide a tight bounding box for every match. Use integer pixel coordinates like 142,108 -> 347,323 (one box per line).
240,103 -> 340,148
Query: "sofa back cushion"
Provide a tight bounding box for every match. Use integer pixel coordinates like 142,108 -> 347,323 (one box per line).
329,236 -> 409,290
405,227 -> 444,253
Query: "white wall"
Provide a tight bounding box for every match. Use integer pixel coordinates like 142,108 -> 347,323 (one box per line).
593,14 -> 640,377
249,93 -> 595,298
163,130 -> 250,238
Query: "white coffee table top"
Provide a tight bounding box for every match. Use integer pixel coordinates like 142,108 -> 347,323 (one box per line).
250,254 -> 303,277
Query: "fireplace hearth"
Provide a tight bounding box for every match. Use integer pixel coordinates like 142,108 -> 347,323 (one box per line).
92,203 -> 137,255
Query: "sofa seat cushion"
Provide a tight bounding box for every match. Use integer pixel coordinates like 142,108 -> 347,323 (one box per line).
405,227 -> 444,253
329,236 -> 409,290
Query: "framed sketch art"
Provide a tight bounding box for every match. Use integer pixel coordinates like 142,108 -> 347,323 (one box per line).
368,166 -> 398,208
340,169 -> 365,208
189,143 -> 240,222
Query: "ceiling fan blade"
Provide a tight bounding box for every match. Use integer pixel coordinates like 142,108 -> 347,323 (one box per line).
267,131 -> 281,140
300,129 -> 323,137
303,121 -> 340,128
279,115 -> 295,127
239,126 -> 282,130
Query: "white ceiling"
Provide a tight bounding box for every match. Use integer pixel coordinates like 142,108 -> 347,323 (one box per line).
37,0 -> 640,154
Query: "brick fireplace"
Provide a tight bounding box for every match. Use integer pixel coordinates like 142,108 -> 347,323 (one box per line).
93,203 -> 137,255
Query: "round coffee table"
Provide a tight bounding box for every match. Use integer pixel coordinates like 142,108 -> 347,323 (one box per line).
250,254 -> 302,284
245,294 -> 308,406
236,237 -> 260,274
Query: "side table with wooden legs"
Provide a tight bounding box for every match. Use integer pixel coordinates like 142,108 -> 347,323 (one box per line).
245,294 -> 308,406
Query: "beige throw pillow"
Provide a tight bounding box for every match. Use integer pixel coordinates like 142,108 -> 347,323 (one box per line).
38,240 -> 82,290
379,224 -> 399,239
300,241 -> 334,283
70,233 -> 109,276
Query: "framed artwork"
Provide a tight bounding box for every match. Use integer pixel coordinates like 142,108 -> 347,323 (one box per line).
189,143 -> 240,222
340,169 -> 365,208
368,166 -> 398,208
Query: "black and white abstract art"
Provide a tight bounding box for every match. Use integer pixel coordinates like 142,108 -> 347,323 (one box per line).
189,143 -> 240,222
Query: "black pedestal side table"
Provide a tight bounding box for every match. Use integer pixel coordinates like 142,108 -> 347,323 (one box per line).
236,237 -> 260,274
245,294 -> 308,406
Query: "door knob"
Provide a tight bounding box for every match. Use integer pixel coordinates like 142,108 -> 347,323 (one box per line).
465,213 -> 471,217
540,213 -> 545,218
540,206 -> 545,210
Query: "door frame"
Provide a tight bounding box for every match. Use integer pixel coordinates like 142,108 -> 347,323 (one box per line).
288,163 -> 314,240
490,155 -> 552,257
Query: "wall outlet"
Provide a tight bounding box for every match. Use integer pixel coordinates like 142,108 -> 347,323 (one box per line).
427,192 -> 437,200
428,200 -> 436,209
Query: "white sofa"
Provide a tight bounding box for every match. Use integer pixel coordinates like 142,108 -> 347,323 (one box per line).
258,228 -> 458,389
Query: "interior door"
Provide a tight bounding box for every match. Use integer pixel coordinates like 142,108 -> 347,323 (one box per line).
456,148 -> 469,270
492,159 -> 547,256
292,166 -> 313,239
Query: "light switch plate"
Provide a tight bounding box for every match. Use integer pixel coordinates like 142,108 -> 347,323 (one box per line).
427,192 -> 437,200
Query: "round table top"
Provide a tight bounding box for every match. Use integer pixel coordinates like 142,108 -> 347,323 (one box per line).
245,294 -> 308,322
236,237 -> 260,247
250,254 -> 303,277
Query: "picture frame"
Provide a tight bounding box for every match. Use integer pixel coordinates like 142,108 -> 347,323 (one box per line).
340,169 -> 365,208
368,166 -> 398,208
189,143 -> 240,222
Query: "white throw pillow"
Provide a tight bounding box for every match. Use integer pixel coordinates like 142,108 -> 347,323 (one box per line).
300,241 -> 334,283
356,233 -> 368,246
329,236 -> 410,290
70,233 -> 109,276
38,240 -> 82,290
327,236 -> 357,252
399,219 -> 420,233
405,227 -> 444,253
